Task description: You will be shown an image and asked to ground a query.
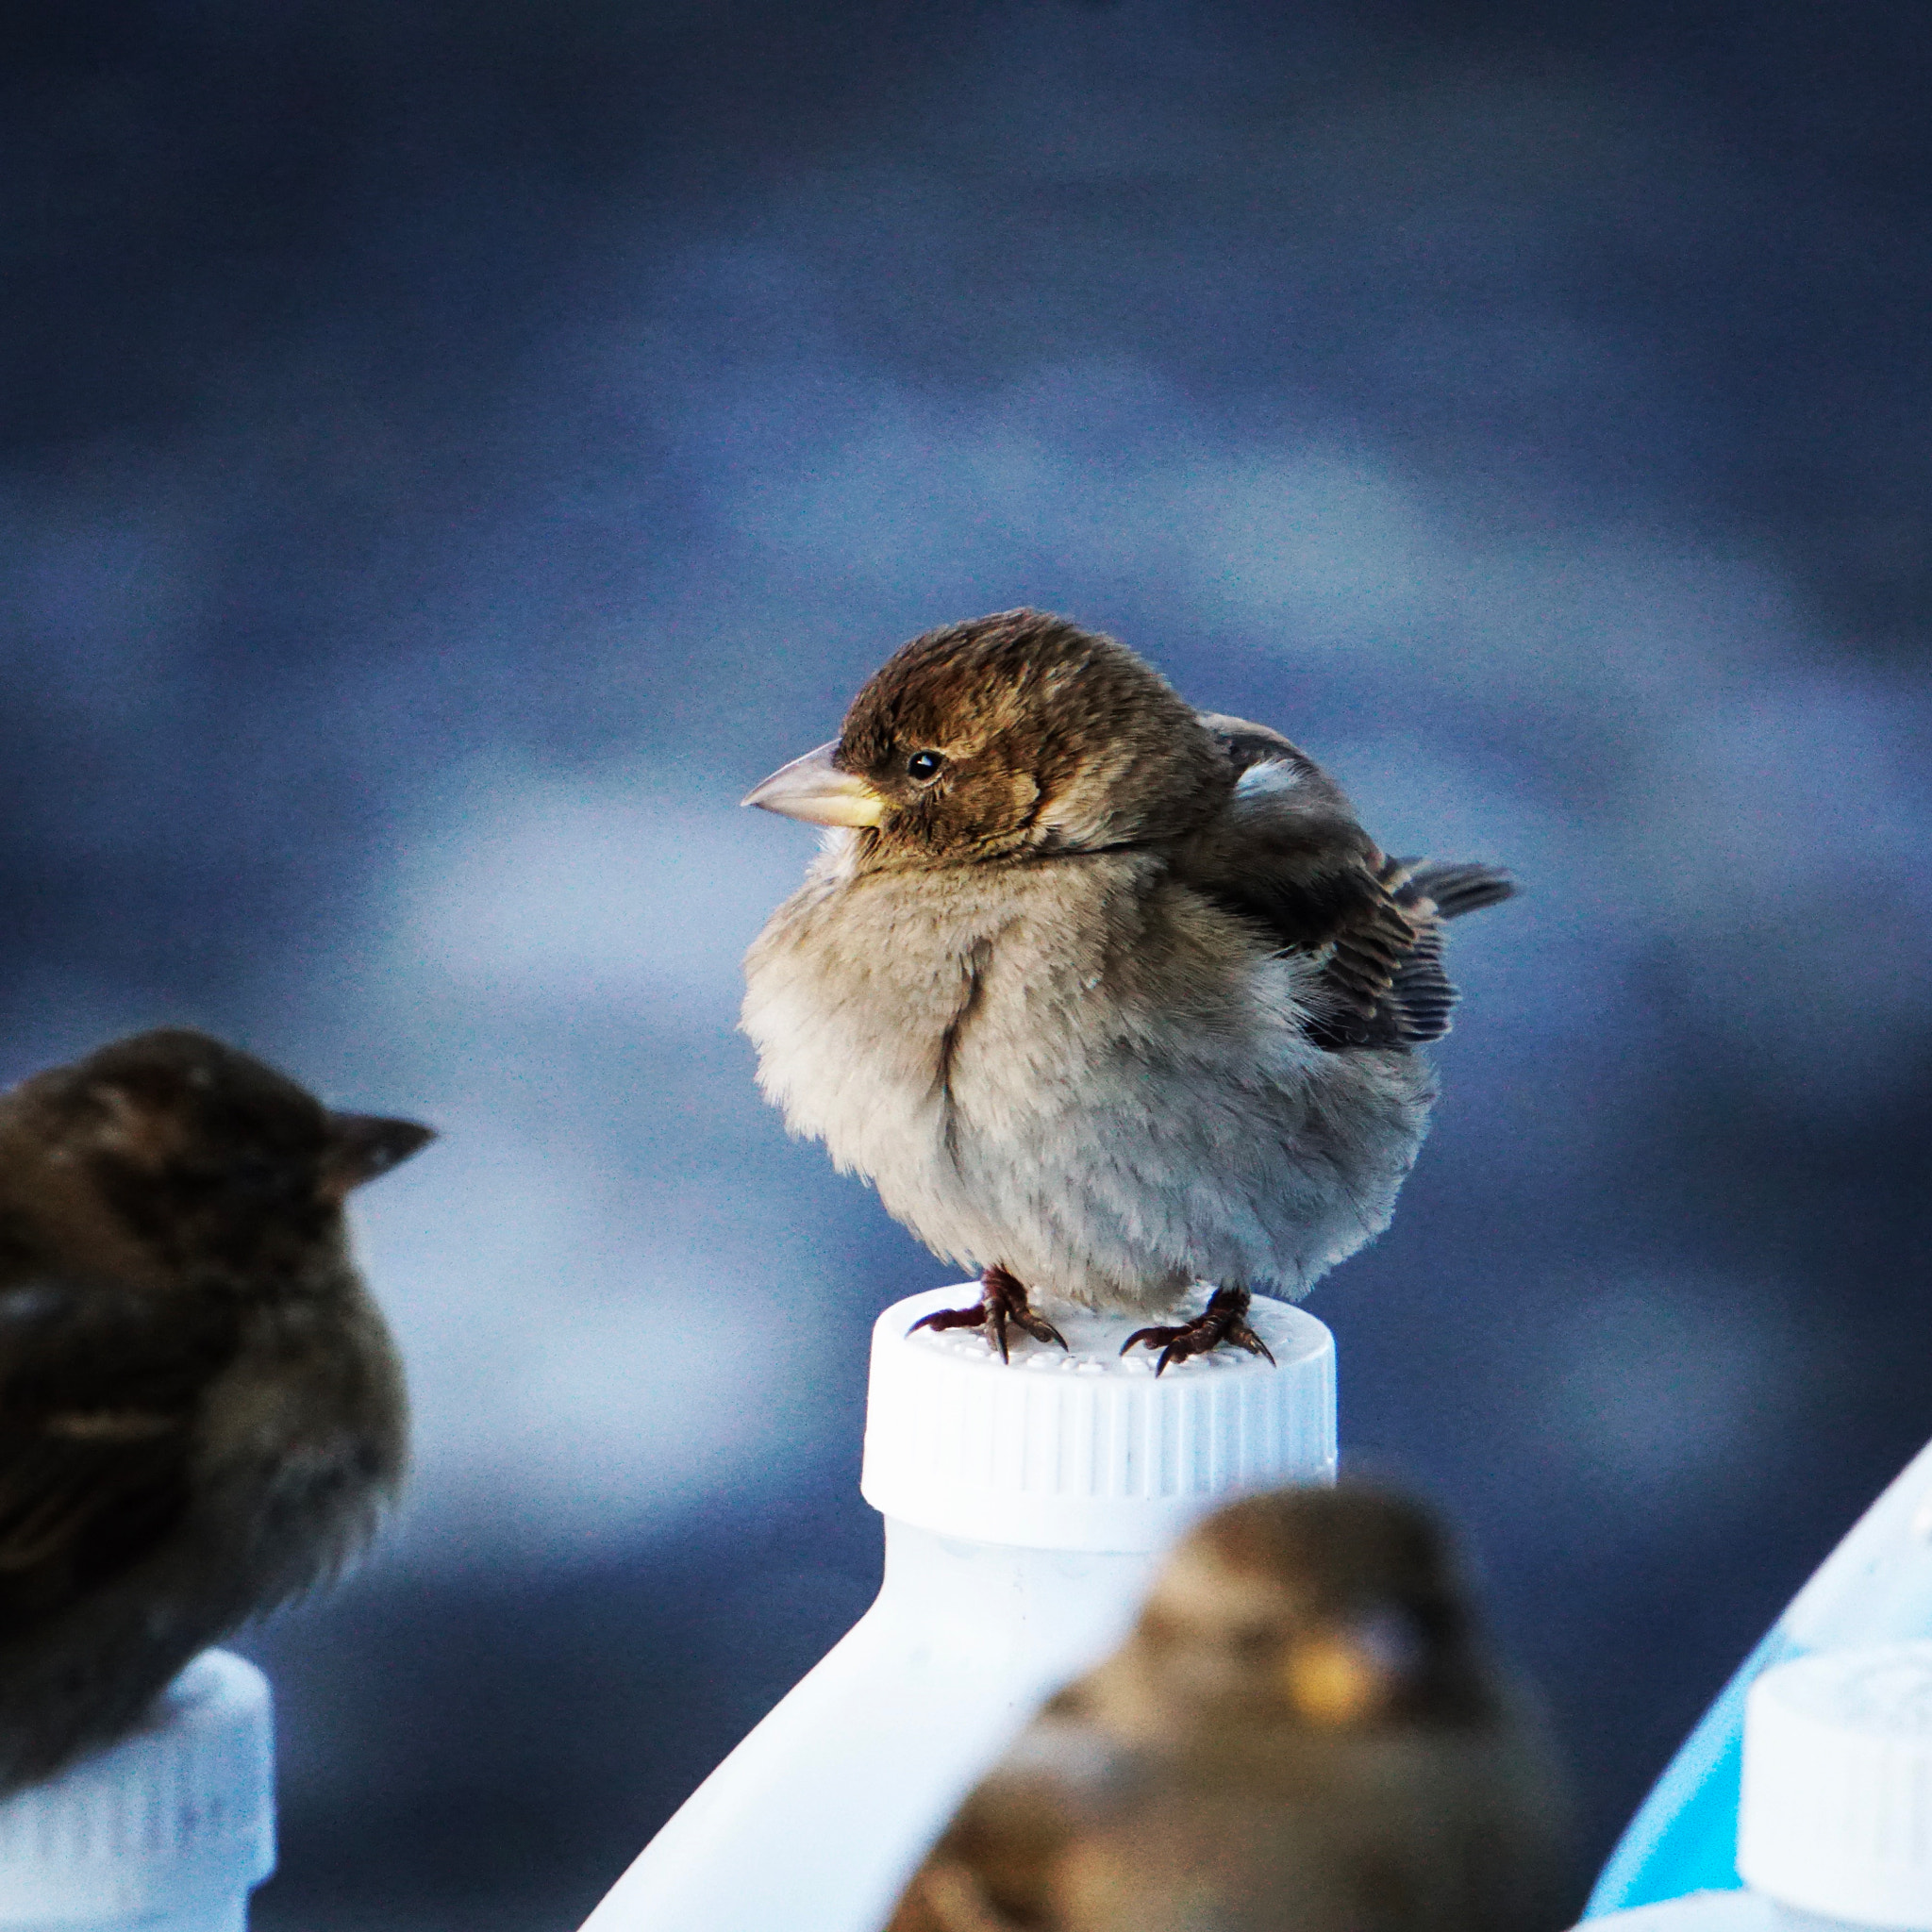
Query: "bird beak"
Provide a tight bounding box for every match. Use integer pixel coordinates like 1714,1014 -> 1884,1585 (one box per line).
321,1113 -> 438,1203
741,741 -> 885,828
1281,1608 -> 1424,1726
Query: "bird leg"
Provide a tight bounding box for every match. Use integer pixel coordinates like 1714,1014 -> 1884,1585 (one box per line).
1121,1287 -> 1276,1375
908,1264 -> 1069,1364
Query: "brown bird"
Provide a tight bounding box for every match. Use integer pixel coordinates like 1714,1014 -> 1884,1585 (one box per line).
0,1027 -> 431,1791
885,1484 -> 1573,1932
741,610 -> 1511,1366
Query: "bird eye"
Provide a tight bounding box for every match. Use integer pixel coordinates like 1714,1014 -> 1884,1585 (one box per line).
906,750 -> 945,783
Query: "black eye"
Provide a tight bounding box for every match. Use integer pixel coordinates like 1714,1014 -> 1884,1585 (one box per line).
906,750 -> 945,783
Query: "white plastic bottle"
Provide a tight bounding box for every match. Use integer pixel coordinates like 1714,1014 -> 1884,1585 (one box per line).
1589,1641 -> 1932,1931
1591,1435 -> 1932,1914
0,1650 -> 275,1932
580,1284 -> 1338,1932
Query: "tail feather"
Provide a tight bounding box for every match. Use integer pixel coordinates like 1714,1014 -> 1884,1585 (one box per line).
1308,857 -> 1517,1050
1392,859 -> 1515,922
1371,859 -> 1515,1046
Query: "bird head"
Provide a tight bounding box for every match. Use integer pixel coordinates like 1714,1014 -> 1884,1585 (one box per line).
1131,1484 -> 1494,1735
743,609 -> 1232,865
2,1029 -> 435,1286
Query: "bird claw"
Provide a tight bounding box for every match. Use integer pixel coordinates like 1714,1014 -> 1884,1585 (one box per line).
908,1263 -> 1068,1363
1121,1288 -> 1276,1374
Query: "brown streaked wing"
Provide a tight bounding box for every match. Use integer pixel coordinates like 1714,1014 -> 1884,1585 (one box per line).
0,1278 -> 238,1639
1180,717 -> 1430,1044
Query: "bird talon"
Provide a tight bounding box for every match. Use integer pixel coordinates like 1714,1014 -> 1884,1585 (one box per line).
1120,1291 -> 1274,1374
908,1265 -> 1068,1364
1227,1321 -> 1275,1365
1016,1311 -> 1069,1351
908,1305 -> 991,1339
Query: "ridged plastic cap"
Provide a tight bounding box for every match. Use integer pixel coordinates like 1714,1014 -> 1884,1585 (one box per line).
0,1650 -> 275,1927
1740,1641 -> 1932,1928
860,1286 -> 1337,1551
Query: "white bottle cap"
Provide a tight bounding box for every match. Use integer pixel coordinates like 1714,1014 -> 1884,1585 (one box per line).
860,1286 -> 1337,1551
1740,1641 -> 1932,1928
0,1650 -> 275,1929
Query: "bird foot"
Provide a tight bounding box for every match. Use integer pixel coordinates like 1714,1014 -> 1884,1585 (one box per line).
908,1264 -> 1069,1364
1121,1287 -> 1276,1375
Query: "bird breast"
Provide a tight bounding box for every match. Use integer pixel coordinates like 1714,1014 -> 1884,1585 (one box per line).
193,1271 -> 407,1601
742,851 -> 1121,1177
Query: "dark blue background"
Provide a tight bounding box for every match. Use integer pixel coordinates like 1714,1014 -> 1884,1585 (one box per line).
5,4 -> 1930,1925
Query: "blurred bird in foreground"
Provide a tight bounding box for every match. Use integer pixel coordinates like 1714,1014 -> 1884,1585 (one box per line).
743,610 -> 1512,1366
885,1484 -> 1572,1932
0,1028 -> 431,1791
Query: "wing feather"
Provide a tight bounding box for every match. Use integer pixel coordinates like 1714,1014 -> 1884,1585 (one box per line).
1185,713 -> 1514,1049
0,1278 -> 236,1640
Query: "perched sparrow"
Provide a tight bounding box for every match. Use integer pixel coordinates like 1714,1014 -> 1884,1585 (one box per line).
742,610 -> 1511,1365
0,1028 -> 431,1792
885,1485 -> 1572,1932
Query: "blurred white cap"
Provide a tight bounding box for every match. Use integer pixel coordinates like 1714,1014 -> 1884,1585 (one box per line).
860,1287 -> 1337,1552
0,1650 -> 275,1932
1740,1641 -> 1932,1927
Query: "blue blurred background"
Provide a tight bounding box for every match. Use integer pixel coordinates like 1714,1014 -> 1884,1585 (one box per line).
5,2 -> 1930,1924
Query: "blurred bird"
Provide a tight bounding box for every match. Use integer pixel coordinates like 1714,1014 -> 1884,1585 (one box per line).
742,610 -> 1511,1365
0,1027 -> 431,1791
885,1484 -> 1572,1932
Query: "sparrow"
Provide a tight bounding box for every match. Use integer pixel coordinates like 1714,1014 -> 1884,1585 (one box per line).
884,1484 -> 1573,1932
741,609 -> 1511,1366
0,1027 -> 431,1792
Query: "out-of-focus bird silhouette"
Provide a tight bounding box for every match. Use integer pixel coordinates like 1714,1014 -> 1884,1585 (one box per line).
885,1483 -> 1573,1932
0,1027 -> 432,1791
742,610 -> 1511,1366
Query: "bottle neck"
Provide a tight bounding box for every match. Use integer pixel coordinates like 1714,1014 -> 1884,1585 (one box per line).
868,1516 -> 1161,1685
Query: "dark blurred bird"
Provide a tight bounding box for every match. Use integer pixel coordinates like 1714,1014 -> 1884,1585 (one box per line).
884,1484 -> 1572,1932
742,610 -> 1511,1365
0,1027 -> 431,1791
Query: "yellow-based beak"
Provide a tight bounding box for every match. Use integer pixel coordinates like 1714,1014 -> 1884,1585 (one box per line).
741,741 -> 885,828
1281,1609 -> 1421,1727
1282,1635 -> 1390,1726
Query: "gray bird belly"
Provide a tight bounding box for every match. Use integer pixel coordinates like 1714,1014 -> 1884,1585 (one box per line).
743,862 -> 1435,1310
940,987 -> 1433,1308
